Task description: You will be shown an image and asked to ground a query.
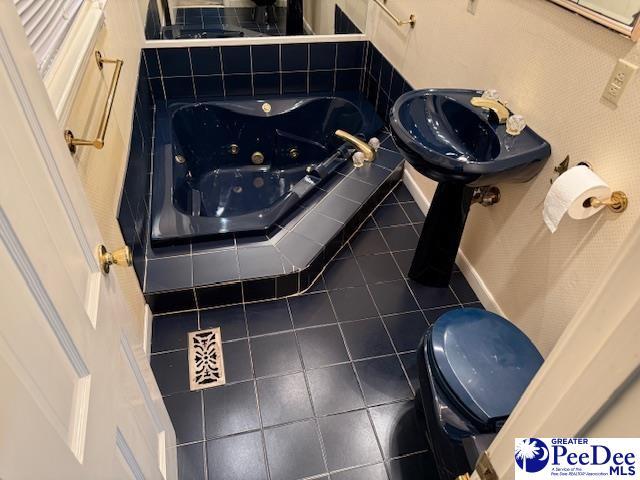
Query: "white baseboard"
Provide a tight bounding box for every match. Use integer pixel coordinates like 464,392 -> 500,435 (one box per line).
143,305 -> 153,360
402,169 -> 505,316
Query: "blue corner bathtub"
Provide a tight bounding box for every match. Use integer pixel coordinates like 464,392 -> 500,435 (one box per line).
151,93 -> 382,244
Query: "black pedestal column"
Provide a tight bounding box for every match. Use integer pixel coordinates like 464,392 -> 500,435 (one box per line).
409,182 -> 474,287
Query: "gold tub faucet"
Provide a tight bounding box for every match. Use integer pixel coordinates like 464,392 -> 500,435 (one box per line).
335,130 -> 376,162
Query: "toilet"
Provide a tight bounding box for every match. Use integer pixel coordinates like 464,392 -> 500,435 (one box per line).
417,308 -> 543,480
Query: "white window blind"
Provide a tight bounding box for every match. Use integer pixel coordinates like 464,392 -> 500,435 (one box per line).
13,0 -> 85,75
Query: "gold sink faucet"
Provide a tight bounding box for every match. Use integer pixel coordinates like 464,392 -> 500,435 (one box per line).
470,97 -> 510,124
335,130 -> 376,162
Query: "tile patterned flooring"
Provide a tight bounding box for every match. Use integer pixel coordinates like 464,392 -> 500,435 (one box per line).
151,182 -> 483,480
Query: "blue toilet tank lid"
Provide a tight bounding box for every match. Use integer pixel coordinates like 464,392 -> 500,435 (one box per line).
430,308 -> 543,426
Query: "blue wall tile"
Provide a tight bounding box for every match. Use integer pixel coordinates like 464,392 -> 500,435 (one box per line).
158,48 -> 192,77
336,70 -> 361,91
254,73 -> 281,95
222,45 -> 251,74
251,45 -> 280,73
194,75 -> 224,98
282,72 -> 307,94
281,44 -> 308,71
310,43 -> 336,70
145,49 -> 161,77
163,77 -> 195,100
224,74 -> 253,96
337,42 -> 365,69
309,71 -> 334,93
190,47 -> 222,76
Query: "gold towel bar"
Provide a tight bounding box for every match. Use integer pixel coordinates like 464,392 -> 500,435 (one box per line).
65,51 -> 124,153
373,0 -> 416,28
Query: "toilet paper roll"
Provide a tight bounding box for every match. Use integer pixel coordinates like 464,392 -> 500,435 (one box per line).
543,165 -> 611,233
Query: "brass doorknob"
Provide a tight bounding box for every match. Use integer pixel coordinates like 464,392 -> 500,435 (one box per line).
98,244 -> 132,274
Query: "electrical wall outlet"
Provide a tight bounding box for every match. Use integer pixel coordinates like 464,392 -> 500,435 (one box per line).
602,58 -> 638,105
467,0 -> 479,14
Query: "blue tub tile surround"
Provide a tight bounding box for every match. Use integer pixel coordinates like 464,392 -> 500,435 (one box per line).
117,53 -> 154,284
143,41 -> 367,103
118,40 -> 413,313
144,126 -> 404,314
335,5 -> 362,35
150,190 -> 484,479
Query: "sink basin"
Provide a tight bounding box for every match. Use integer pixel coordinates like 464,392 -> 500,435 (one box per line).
390,89 -> 551,186
389,89 -> 551,287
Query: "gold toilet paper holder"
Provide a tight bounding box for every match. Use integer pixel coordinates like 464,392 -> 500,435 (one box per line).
583,191 -> 628,213
577,162 -> 628,213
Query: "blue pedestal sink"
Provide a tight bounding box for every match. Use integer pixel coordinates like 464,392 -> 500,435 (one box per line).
390,89 -> 551,287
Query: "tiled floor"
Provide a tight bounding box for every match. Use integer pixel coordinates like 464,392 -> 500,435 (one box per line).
150,182 -> 483,480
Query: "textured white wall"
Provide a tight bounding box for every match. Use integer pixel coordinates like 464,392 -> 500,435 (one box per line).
66,0 -> 147,337
367,0 -> 640,355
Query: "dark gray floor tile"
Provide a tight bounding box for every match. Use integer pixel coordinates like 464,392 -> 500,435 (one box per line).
288,292 -> 337,328
245,299 -> 293,336
264,420 -> 327,480
200,305 -> 248,342
392,251 -> 413,278
323,257 -> 366,290
223,339 -> 253,383
401,202 -> 425,224
203,381 -> 260,438
373,204 -> 411,227
357,253 -> 404,284
257,372 -> 313,427
422,305 -> 460,324
387,452 -> 438,480
151,350 -> 189,396
382,311 -> 428,353
393,184 -> 414,203
296,325 -> 349,369
350,229 -> 389,257
360,216 -> 379,230
164,390 -> 204,445
319,410 -> 382,471
332,464 -> 389,480
450,271 -> 479,303
380,225 -> 419,252
329,286 -> 378,322
370,401 -> 428,459
355,356 -> 413,406
408,281 -> 459,310
206,431 -> 267,480
399,352 -> 419,393
177,442 -> 206,480
250,332 -> 302,377
151,311 -> 198,353
307,364 -> 365,416
368,280 -> 419,316
341,318 -> 395,360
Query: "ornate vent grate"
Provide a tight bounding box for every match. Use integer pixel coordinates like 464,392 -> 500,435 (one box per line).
188,327 -> 226,391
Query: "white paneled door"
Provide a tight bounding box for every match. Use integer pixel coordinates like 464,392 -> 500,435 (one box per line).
0,3 -> 176,480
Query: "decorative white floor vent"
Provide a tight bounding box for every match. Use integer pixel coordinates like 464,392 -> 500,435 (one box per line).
188,327 -> 226,391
